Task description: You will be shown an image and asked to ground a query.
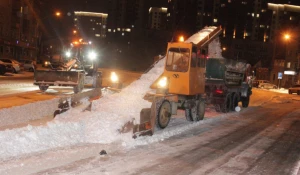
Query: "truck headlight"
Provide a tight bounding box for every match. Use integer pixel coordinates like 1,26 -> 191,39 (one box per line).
65,51 -> 71,58
111,72 -> 119,83
88,51 -> 97,60
158,77 -> 168,88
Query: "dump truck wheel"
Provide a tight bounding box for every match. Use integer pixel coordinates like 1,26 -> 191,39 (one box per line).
193,99 -> 205,121
231,93 -> 239,111
221,93 -> 232,113
241,95 -> 250,108
185,109 -> 193,121
156,100 -> 171,129
39,85 -> 48,92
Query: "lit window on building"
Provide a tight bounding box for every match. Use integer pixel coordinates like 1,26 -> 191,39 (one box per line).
242,1 -> 247,5
221,4 -> 225,7
122,33 -> 124,36
108,29 -> 111,32
287,62 -> 291,68
261,9 -> 266,12
252,13 -> 254,17
290,16 -> 293,20
125,28 -> 131,32
117,28 -> 121,31
213,18 -> 218,23
256,14 -> 260,18
260,25 -> 265,28
95,34 -> 101,37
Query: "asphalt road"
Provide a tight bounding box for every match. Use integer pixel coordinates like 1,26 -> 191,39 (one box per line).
29,89 -> 300,175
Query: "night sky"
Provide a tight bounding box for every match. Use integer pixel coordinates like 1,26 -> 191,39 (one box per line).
40,0 -> 168,39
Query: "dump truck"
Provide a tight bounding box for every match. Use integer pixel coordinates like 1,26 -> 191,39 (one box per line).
34,40 -> 102,93
133,26 -> 252,137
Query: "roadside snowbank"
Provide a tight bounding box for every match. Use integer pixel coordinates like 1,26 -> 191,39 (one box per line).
0,27 -> 222,160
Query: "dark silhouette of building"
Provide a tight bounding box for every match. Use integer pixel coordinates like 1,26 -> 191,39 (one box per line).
0,0 -> 41,61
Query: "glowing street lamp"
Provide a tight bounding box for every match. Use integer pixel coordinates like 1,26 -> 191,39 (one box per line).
55,12 -> 61,17
73,30 -> 77,34
284,34 -> 290,40
178,36 -> 184,42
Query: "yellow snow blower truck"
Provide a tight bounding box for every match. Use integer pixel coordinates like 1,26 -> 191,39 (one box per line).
133,26 -> 252,137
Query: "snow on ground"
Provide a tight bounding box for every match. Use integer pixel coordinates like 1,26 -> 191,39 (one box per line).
0,27 -> 280,162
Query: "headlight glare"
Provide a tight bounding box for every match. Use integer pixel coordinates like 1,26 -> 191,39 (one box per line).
111,72 -> 119,83
88,51 -> 97,60
158,77 -> 168,88
65,51 -> 71,58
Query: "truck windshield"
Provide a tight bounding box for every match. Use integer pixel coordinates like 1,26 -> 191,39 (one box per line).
166,47 -> 190,72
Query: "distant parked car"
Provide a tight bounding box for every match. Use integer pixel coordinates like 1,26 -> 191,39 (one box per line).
288,84 -> 300,95
19,59 -> 37,72
258,80 -> 277,89
0,58 -> 21,73
0,60 -> 14,75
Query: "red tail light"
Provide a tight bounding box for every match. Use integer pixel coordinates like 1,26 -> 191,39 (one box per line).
215,89 -> 223,94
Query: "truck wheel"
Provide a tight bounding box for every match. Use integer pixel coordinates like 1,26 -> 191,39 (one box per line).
288,90 -> 292,94
241,95 -> 250,108
297,91 -> 300,95
156,100 -> 171,129
39,85 -> 48,92
193,99 -> 205,121
231,93 -> 239,111
185,109 -> 193,121
221,93 -> 232,113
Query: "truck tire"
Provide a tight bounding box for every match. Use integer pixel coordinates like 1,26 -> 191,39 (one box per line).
185,99 -> 205,121
221,93 -> 232,113
156,100 -> 171,129
297,91 -> 300,95
231,93 -> 239,111
39,85 -> 49,92
193,99 -> 205,121
241,95 -> 250,108
185,109 -> 193,121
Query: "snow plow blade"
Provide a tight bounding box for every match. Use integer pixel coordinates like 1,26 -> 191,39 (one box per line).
34,70 -> 83,86
133,99 -> 157,138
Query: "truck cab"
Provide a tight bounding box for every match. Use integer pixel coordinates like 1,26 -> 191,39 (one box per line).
152,42 -> 207,96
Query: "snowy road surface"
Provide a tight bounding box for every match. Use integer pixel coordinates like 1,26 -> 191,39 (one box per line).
0,89 -> 299,175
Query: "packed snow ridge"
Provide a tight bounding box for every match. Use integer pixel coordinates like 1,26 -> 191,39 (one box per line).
0,26 -> 222,160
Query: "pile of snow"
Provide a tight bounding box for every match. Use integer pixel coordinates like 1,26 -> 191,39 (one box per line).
0,26 -> 223,160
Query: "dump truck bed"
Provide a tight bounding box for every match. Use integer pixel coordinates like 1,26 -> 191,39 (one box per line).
206,58 -> 248,87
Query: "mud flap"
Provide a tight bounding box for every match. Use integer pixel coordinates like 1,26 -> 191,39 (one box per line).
133,98 -> 158,138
